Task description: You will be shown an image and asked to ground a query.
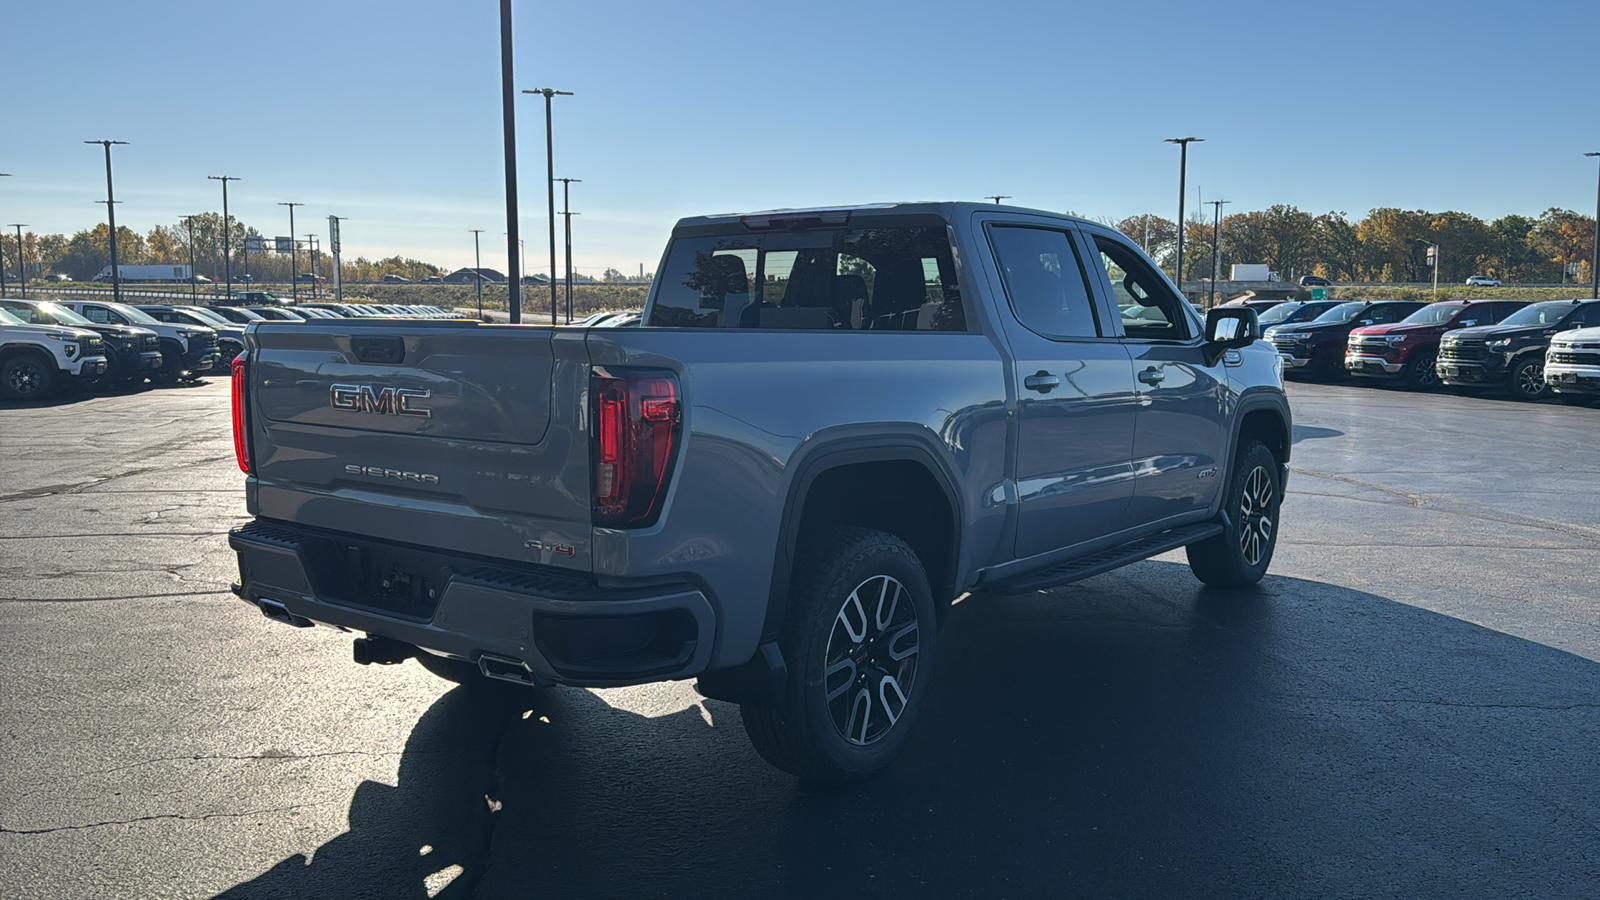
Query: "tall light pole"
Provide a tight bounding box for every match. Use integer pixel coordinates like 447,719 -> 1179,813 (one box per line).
1164,137 -> 1203,289
985,195 -> 1011,205
329,215 -> 347,302
279,202 -> 302,302
1206,200 -> 1229,309
470,229 -> 485,317
181,215 -> 198,299
87,141 -> 129,304
524,87 -> 572,325
557,177 -> 581,323
0,173 -> 9,298
306,234 -> 320,299
498,0 -> 523,322
8,224 -> 27,297
1586,152 -> 1600,299
208,175 -> 239,302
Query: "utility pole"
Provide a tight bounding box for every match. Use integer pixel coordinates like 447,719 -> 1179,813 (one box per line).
557,178 -> 581,323
1416,239 -> 1440,300
1164,137 -> 1203,289
1207,200 -> 1229,309
208,175 -> 239,303
87,141 -> 129,304
1586,152 -> 1600,299
524,87 -> 572,325
306,235 -> 320,299
0,173 -> 9,298
470,229 -> 485,317
498,0 -> 523,322
279,202 -> 302,302
8,224 -> 27,297
986,195 -> 1011,205
182,215 -> 198,299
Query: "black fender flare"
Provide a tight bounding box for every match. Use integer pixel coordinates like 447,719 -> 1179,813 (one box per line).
1208,389 -> 1293,518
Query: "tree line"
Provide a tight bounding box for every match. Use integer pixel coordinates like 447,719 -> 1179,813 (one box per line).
1115,206 -> 1595,284
2,206 -> 1593,287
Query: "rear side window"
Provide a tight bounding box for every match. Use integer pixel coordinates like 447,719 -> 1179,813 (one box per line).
648,227 -> 966,331
987,227 -> 1101,339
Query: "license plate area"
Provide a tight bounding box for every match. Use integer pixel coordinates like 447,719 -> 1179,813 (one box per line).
298,538 -> 454,621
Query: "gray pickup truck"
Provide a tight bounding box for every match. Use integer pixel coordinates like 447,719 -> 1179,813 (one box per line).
229,202 -> 1290,784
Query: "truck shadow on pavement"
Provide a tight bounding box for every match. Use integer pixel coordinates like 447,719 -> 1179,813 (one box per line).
217,561 -> 1600,899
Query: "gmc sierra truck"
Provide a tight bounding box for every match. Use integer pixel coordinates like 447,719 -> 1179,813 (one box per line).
229,202 -> 1292,784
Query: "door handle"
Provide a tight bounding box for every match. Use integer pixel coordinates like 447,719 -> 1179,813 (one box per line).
1023,371 -> 1060,393
1138,367 -> 1165,386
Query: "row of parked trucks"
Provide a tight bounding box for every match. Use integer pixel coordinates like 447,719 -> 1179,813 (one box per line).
1247,295 -> 1600,402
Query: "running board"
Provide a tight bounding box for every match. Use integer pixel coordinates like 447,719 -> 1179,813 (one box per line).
984,523 -> 1224,595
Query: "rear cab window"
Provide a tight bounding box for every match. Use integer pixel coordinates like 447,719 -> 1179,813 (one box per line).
647,221 -> 967,331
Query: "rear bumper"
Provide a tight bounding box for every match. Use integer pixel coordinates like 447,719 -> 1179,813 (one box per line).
229,519 -> 716,687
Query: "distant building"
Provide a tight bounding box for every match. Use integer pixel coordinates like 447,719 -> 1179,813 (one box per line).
442,267 -> 507,284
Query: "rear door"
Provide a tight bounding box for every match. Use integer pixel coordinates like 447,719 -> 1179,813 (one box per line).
982,220 -> 1140,557
246,320 -> 594,572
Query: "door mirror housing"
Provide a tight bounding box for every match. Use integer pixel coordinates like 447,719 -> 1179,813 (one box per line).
1204,307 -> 1260,358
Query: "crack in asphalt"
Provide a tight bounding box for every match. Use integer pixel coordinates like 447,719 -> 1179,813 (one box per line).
0,590 -> 222,604
0,455 -> 234,504
13,750 -> 423,794
1290,466 -> 1600,546
0,802 -> 327,836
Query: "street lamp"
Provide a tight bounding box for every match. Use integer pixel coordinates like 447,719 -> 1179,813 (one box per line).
8,224 -> 28,298
497,0 -> 523,322
209,176 -> 240,301
181,215 -> 199,299
1586,152 -> 1600,300
86,141 -> 129,303
279,202 -> 303,302
524,87 -> 573,325
1206,200 -> 1229,308
0,172 -> 10,298
1164,137 -> 1203,289
557,177 -> 581,322
470,229 -> 485,317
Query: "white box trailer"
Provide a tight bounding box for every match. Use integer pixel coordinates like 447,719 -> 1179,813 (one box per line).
94,264 -> 193,282
1229,264 -> 1273,281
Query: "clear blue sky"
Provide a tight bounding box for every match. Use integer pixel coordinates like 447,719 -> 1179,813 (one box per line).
3,0 -> 1597,274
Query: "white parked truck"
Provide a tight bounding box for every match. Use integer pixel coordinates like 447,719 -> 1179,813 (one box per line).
1229,264 -> 1276,282
93,264 -> 194,283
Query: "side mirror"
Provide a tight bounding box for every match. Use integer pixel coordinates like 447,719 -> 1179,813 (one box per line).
1205,306 -> 1260,352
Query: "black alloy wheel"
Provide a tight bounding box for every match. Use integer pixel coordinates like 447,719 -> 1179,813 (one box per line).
1186,440 -> 1280,588
1508,356 -> 1548,401
1,355 -> 56,400
1405,351 -> 1439,390
740,526 -> 937,786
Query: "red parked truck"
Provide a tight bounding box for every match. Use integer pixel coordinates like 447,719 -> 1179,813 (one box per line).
1345,300 -> 1529,389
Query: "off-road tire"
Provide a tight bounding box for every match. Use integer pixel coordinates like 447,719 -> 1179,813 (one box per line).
741,526 -> 937,787
1186,440 -> 1281,588
1507,356 -> 1548,401
1,353 -> 57,400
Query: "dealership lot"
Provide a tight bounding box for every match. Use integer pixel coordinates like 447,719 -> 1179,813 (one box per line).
2,381 -> 1597,899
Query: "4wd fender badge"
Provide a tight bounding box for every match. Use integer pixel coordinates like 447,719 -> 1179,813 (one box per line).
330,383 -> 432,417
524,540 -> 576,557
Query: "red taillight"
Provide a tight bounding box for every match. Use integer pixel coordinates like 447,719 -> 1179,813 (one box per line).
591,367 -> 681,527
231,352 -> 252,473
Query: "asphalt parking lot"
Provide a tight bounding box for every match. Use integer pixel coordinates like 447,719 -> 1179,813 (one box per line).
2,379 -> 1598,899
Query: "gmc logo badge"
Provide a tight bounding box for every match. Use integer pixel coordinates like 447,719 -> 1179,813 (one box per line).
330,383 -> 432,418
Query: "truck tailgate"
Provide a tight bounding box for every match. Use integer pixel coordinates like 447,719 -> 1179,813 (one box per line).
246,321 -> 594,572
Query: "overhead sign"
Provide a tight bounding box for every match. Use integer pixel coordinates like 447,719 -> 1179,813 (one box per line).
244,235 -> 263,252
275,236 -> 293,253
1310,287 -> 1327,301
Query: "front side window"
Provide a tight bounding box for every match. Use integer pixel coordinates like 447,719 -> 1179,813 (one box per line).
987,226 -> 1101,339
1088,236 -> 1193,340
649,226 -> 966,331
1402,303 -> 1466,325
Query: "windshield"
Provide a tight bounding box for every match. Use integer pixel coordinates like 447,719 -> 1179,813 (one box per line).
1499,302 -> 1579,327
1312,302 -> 1368,325
223,307 -> 265,321
105,302 -> 161,325
0,308 -> 24,326
1257,303 -> 1303,325
1401,303 -> 1466,325
178,307 -> 235,327
34,302 -> 96,326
